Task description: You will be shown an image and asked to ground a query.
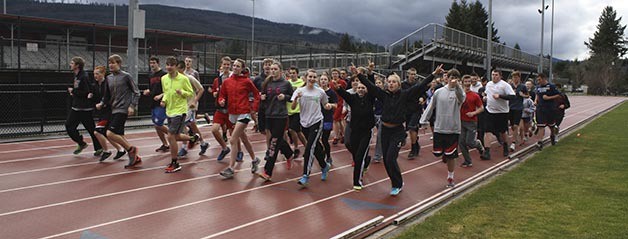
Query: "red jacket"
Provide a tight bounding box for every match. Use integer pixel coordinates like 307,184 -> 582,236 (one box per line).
218,72 -> 260,114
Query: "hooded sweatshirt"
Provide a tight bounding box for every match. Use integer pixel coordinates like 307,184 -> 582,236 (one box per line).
102,70 -> 140,114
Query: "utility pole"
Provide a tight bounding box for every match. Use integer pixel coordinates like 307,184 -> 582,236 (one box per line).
487,0 -> 492,74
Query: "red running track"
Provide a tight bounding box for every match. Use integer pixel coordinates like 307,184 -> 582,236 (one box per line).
0,96 -> 624,239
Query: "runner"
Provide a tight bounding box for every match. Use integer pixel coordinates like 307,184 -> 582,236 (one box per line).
92,66 -> 123,161
401,67 -> 423,159
287,66 -> 307,158
534,73 -> 561,149
143,56 -> 169,153
330,68 -> 346,145
318,74 -> 338,165
176,60 -> 209,156
217,59 -> 261,179
458,74 -> 487,168
257,62 -> 295,181
355,64 -> 441,196
208,56 -> 234,161
65,56 -> 102,156
160,56 -> 199,173
421,69 -> 465,188
335,68 -> 375,190
507,71 -> 529,151
484,69 -> 515,157
99,54 -> 142,168
291,69 -> 332,187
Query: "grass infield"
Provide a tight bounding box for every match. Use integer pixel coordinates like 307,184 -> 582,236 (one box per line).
397,102 -> 628,239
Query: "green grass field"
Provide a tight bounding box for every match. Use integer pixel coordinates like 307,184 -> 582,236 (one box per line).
397,102 -> 628,239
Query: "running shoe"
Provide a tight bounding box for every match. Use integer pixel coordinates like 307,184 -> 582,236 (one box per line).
199,142 -> 210,155
165,162 -> 182,173
446,177 -> 455,188
251,157 -> 260,173
257,171 -> 271,181
217,147 -> 231,161
321,162 -> 331,181
353,185 -> 363,191
188,134 -> 200,149
461,162 -> 473,168
220,167 -> 235,179
124,155 -> 142,168
113,150 -> 126,160
155,145 -> 169,152
178,148 -> 188,157
73,143 -> 88,155
390,187 -> 403,196
93,149 -> 103,156
297,175 -> 309,187
99,151 -> 112,162
236,151 -> 244,162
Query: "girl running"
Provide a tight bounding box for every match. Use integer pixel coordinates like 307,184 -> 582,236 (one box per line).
218,59 -> 261,179
291,69 -> 332,187
319,75 -> 338,165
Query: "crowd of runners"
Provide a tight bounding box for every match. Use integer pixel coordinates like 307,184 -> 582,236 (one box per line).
64,54 -> 570,195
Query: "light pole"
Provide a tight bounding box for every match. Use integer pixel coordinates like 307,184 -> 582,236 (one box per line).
487,0 -> 492,74
549,0 -> 555,82
538,1 -> 548,74
251,0 -> 255,65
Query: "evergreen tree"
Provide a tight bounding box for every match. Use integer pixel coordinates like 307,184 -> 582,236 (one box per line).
514,43 -> 521,50
445,0 -> 499,42
585,6 -> 627,61
339,33 -> 355,52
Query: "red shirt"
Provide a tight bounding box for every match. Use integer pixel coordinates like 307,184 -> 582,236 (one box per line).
460,90 -> 483,122
218,73 -> 260,114
329,79 -> 347,112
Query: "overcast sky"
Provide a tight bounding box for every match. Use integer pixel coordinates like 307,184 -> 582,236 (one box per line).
100,0 -> 628,60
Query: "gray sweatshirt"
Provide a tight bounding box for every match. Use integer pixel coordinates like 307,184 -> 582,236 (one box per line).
420,84 -> 465,134
102,70 -> 140,114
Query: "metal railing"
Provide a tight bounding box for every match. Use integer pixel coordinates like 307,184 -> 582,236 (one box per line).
387,23 -> 550,69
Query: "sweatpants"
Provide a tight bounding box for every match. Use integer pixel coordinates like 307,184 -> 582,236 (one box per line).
65,110 -> 102,151
302,121 -> 326,176
344,120 -> 352,149
322,128 -> 332,161
380,124 -> 406,189
350,127 -> 373,187
459,121 -> 483,164
374,115 -> 383,159
264,118 -> 294,176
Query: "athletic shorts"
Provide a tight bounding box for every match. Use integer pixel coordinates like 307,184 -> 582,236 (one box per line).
168,115 -> 186,135
95,119 -> 109,135
323,121 -> 333,131
185,109 -> 197,124
151,106 -> 167,126
229,113 -> 252,124
288,114 -> 302,132
433,132 -> 459,160
508,110 -> 523,126
535,109 -> 556,127
108,113 -> 128,135
487,112 -> 509,133
405,112 -> 421,131
333,103 -> 345,121
521,117 -> 532,123
213,110 -> 233,129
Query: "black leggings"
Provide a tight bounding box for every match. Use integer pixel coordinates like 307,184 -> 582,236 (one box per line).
264,118 -> 293,176
322,128 -> 332,160
65,110 -> 102,151
380,125 -> 406,188
350,127 -> 372,187
302,121 -> 326,176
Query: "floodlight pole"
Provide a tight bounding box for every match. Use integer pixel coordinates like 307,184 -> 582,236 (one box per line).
128,0 -> 139,84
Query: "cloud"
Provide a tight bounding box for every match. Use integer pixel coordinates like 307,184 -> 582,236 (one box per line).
94,0 -> 628,60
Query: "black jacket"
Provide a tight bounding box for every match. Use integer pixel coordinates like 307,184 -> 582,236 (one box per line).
262,78 -> 294,118
359,73 -> 434,125
336,87 -> 375,130
71,69 -> 95,111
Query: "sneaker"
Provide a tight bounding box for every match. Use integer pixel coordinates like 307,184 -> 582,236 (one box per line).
203,113 -> 211,125
113,150 -> 126,160
297,175 -> 309,187
178,148 -> 188,157
509,143 -> 516,152
155,145 -> 169,152
353,185 -> 363,191
99,151 -> 112,162
407,151 -> 417,160
236,151 -> 244,162
537,141 -> 543,150
332,138 -> 339,145
165,162 -> 182,173
390,187 -> 403,196
220,167 -> 235,179
480,148 -> 491,160
293,149 -> 301,159
446,177 -> 455,188
373,157 -> 382,163
73,143 -> 88,155
550,134 -> 557,145
188,134 -> 200,149
430,136 -> 433,140
217,147 -> 230,161
326,156 -> 333,165
476,139 -> 485,153
94,149 -> 103,156
461,162 -> 473,168
199,142 -> 210,155
251,157 -> 261,173
321,162 -> 331,181
124,155 -> 142,168
257,171 -> 271,181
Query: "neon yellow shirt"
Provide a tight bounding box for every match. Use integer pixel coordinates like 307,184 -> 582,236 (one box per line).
161,72 -> 194,117
287,78 -> 305,115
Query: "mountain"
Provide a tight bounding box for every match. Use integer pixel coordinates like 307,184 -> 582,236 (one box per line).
4,0 -> 379,50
